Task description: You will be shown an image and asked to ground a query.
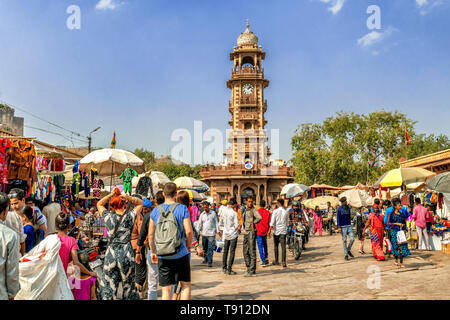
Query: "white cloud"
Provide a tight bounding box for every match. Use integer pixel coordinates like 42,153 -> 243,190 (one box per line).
319,0 -> 347,15
95,0 -> 124,10
416,0 -> 428,7
357,26 -> 396,49
416,0 -> 445,15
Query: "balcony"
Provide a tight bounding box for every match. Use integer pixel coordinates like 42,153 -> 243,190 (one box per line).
240,96 -> 257,105
239,113 -> 257,120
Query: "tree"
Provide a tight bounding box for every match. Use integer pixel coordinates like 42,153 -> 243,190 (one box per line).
290,110 -> 449,186
133,148 -> 202,180
133,148 -> 156,170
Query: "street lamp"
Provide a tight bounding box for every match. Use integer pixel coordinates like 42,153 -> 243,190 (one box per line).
88,126 -> 101,152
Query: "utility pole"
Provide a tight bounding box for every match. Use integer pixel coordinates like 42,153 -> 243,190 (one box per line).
88,127 -> 101,153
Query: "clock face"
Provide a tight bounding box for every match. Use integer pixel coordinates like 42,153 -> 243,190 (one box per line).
242,83 -> 254,95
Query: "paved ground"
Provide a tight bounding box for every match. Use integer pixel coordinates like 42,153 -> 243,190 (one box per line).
189,232 -> 450,300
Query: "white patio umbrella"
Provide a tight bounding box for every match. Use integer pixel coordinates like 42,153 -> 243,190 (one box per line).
174,176 -> 210,193
280,183 -> 310,198
338,189 -> 374,208
79,148 -> 145,187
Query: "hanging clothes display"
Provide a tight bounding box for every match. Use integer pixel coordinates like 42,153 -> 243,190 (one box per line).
90,168 -> 100,198
136,176 -> 154,198
120,167 -> 138,194
7,140 -> 36,181
83,172 -> 90,197
72,172 -> 81,195
0,139 -> 12,192
54,174 -> 65,200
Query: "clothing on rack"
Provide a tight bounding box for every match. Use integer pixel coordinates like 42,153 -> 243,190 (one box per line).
136,176 -> 154,198
7,140 -> 36,181
0,139 -> 12,190
54,174 -> 65,200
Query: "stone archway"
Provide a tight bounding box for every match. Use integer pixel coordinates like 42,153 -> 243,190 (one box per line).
240,183 -> 257,205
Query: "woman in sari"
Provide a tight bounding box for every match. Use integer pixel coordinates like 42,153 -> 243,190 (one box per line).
386,198 -> 411,267
364,203 -> 385,261
313,206 -> 323,236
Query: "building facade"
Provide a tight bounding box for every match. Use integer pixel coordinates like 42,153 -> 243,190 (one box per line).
400,149 -> 450,174
0,104 -> 24,136
201,21 -> 295,205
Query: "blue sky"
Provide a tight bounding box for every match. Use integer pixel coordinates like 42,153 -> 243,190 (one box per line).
0,0 -> 449,163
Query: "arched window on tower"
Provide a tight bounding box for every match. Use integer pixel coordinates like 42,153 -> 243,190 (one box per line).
241,57 -> 254,72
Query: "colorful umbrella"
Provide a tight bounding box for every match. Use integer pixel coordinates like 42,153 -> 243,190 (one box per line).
378,168 -> 436,188
426,172 -> 450,193
280,183 -> 310,198
180,189 -> 204,202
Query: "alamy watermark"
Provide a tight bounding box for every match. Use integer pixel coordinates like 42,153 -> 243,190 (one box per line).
170,121 -> 280,166
366,265 -> 381,290
66,5 -> 81,30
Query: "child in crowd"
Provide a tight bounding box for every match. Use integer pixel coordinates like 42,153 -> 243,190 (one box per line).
55,211 -> 97,279
69,250 -> 97,300
22,206 -> 36,253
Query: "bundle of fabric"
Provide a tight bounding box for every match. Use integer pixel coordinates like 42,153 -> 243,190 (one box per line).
432,223 -> 447,236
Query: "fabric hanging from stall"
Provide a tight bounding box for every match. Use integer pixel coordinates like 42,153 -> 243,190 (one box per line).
7,140 -> 36,181
54,174 -> 65,200
136,176 -> 154,198
0,139 -> 12,192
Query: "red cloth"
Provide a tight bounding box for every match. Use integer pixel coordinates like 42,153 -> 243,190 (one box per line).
369,212 -> 385,260
256,207 -> 271,236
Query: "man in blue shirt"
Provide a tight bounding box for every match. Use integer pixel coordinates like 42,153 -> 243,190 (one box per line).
337,197 -> 355,261
148,182 -> 193,300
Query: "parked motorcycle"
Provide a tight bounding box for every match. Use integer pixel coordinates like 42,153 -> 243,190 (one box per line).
293,221 -> 307,260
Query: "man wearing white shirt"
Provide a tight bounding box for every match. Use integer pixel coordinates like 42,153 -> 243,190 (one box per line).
198,201 -> 219,267
269,198 -> 289,268
5,189 -> 27,256
0,192 -> 20,300
218,198 -> 240,275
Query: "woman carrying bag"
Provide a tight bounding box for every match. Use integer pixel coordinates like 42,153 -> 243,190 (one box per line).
386,198 -> 411,268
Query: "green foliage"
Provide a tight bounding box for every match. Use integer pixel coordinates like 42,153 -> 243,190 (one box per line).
133,148 -> 156,169
290,110 -> 449,186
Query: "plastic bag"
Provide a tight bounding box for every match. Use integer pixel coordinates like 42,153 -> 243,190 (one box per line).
15,234 -> 74,300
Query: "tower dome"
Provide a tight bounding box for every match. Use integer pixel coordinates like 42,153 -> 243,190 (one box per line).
237,20 -> 258,46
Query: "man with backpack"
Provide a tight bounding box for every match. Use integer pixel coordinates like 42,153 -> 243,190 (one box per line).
147,182 -> 193,300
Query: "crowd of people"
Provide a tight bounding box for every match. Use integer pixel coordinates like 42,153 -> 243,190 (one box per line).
0,182 -> 441,300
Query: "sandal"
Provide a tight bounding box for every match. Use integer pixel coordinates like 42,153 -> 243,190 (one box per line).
394,261 -> 399,266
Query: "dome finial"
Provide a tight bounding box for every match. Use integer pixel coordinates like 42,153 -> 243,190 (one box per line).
246,19 -> 250,30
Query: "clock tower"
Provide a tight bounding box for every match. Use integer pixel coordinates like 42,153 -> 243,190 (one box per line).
200,21 -> 295,205
225,20 -> 271,166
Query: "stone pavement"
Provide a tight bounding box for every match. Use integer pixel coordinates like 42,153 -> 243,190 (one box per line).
190,232 -> 450,300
